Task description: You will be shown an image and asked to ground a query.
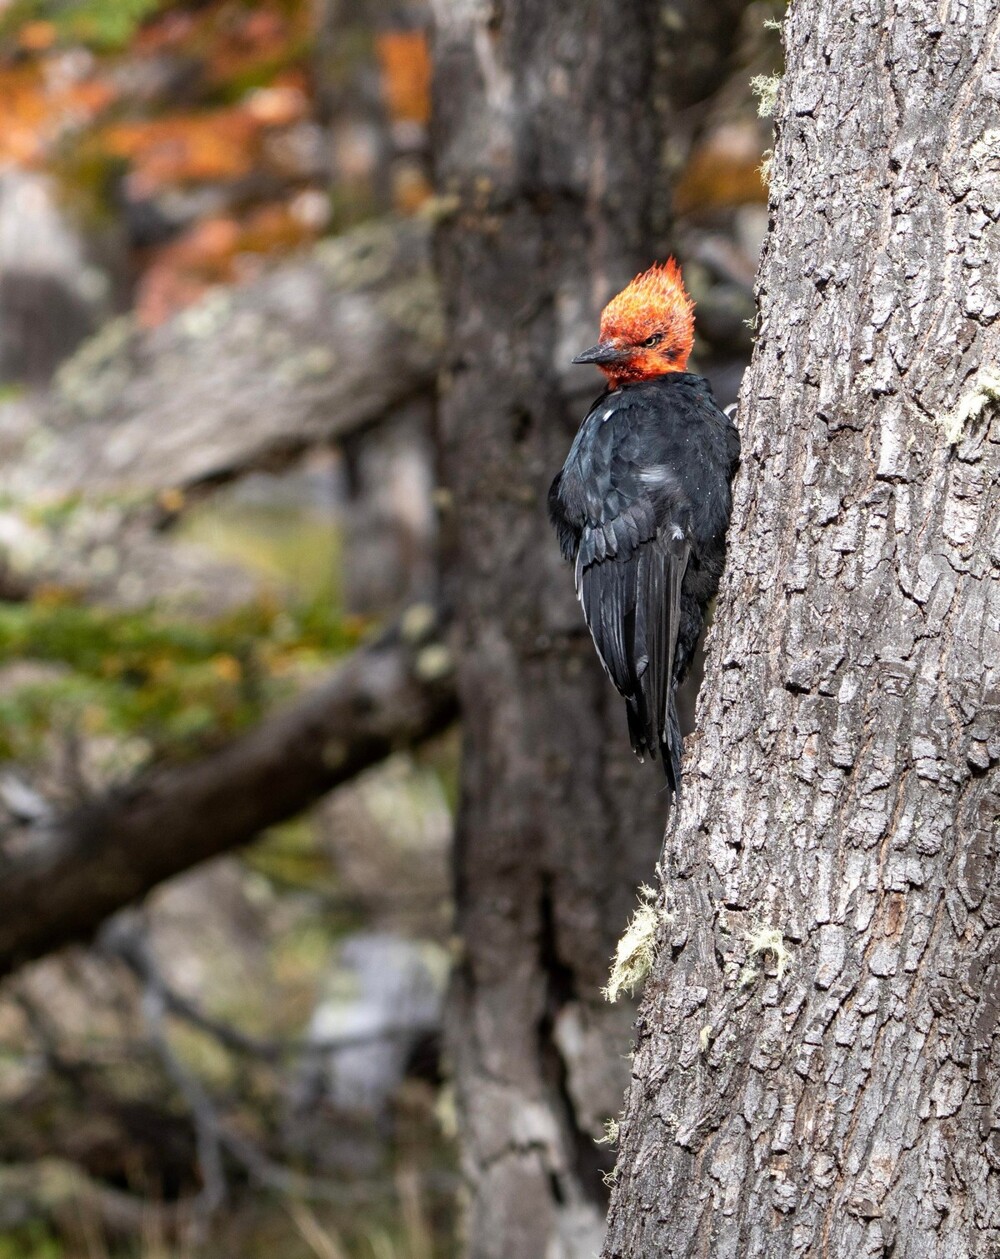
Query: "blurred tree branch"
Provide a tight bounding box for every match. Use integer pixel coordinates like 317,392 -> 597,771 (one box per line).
102,911 -> 430,1060
0,215 -> 443,612
3,215 -> 440,503
0,613 -> 456,978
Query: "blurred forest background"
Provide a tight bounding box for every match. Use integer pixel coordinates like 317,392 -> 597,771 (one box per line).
0,1 -> 779,1255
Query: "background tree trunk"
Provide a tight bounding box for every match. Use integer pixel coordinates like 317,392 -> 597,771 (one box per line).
604,3 -> 1000,1256
430,1 -> 747,1256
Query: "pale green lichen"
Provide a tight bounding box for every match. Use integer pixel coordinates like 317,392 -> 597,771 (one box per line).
275,346 -> 335,385
314,220 -> 402,289
417,193 -> 461,223
596,1118 -> 619,1146
177,289 -> 233,341
941,370 -> 1000,444
401,602 -> 437,643
746,924 -> 793,982
54,315 -> 135,419
758,149 -> 774,188
415,644 -> 453,681
603,885 -> 666,1003
376,274 -> 444,349
739,963 -> 761,989
750,73 -> 782,118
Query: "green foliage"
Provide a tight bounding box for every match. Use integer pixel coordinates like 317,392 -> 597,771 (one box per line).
246,816 -> 341,895
0,592 -> 361,764
0,0 -> 163,50
57,0 -> 162,50
0,1223 -> 61,1259
180,502 -> 344,606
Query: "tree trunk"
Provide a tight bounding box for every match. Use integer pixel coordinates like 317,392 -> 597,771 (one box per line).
430,2 -> 747,1256
604,3 -> 1000,1256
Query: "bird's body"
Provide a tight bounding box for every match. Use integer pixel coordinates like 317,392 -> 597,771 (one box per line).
549,261 -> 739,790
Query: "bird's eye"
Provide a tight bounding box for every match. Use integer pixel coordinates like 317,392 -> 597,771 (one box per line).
642,333 -> 664,347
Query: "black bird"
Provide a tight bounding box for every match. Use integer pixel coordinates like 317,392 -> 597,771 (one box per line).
548,259 -> 740,792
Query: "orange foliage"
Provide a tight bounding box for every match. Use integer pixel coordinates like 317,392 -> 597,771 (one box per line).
0,63 -> 116,165
376,30 -> 431,125
238,200 -> 313,253
134,1 -> 311,91
136,201 -> 315,326
131,7 -> 199,53
18,20 -> 58,51
0,0 -> 429,327
392,162 -> 432,214
136,218 -> 237,326
101,109 -> 263,195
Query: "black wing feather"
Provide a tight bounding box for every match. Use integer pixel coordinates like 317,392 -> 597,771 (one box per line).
577,521 -> 689,791
550,373 -> 739,793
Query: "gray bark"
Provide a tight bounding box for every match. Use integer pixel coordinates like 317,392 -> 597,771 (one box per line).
604,3 -> 1000,1256
430,2 -> 748,1256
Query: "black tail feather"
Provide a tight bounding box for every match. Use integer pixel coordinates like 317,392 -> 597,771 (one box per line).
660,686 -> 683,797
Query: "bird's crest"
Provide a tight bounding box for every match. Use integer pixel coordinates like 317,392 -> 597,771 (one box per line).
598,259 -> 695,383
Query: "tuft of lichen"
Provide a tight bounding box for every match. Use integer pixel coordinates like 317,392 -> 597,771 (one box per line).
746,925 -> 793,981
275,346 -> 335,386
941,370 -> 1000,444
415,643 -> 453,681
596,1118 -> 619,1146
177,289 -> 232,342
401,602 -> 437,643
603,885 -> 666,1003
750,73 -> 782,118
418,193 -> 461,223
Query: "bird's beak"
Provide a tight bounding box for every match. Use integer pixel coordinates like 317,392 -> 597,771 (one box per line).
572,340 -> 630,366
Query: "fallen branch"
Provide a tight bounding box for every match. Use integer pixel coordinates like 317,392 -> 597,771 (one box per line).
0,614 -> 456,978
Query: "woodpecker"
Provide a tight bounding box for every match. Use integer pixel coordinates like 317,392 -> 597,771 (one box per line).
549,260 -> 740,792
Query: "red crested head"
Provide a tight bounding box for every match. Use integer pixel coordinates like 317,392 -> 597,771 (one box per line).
573,259 -> 695,388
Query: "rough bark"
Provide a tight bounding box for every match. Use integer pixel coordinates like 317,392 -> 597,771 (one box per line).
604,4 -> 1000,1257
430,2 -> 749,1256
0,618 -> 456,977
